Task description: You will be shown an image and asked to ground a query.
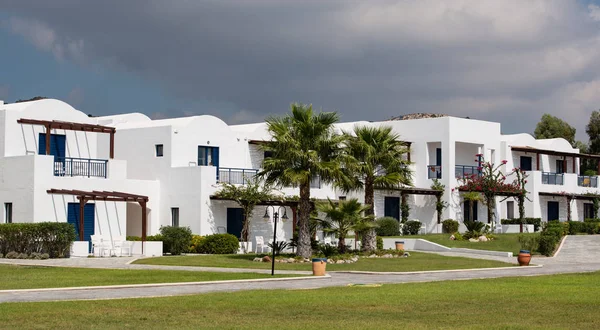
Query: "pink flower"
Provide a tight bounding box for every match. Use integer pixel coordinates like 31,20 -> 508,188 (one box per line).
451,188 -> 455,192
524,180 -> 527,183
501,160 -> 507,164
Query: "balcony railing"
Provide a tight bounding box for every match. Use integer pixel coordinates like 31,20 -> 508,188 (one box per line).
542,172 -> 564,185
54,157 -> 108,178
455,165 -> 480,179
578,175 -> 598,188
310,175 -> 321,189
218,168 -> 258,185
427,165 -> 442,179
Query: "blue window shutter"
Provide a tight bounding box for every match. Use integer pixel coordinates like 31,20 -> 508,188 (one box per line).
38,133 -> 46,155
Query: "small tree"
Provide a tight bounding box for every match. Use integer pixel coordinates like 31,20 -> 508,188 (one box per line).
462,191 -> 481,222
314,198 -> 373,253
431,179 -> 448,224
213,180 -> 276,251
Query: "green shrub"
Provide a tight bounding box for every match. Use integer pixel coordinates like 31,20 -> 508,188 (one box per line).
317,243 -> 338,258
583,218 -> 600,222
501,218 -> 542,232
375,217 -> 400,236
188,235 -> 204,253
538,235 -> 559,256
442,219 -> 459,233
0,253 -> 3,258
518,234 -> 540,252
159,226 -> 193,255
126,236 -> 142,241
452,232 -> 464,241
402,220 -> 421,235
0,223 -> 76,258
268,241 -> 290,256
17,253 -> 28,259
376,236 -> 384,250
197,234 -> 239,254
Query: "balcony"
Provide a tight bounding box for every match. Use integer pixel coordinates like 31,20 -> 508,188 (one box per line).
218,168 -> 259,185
578,175 -> 598,188
427,165 -> 442,179
455,165 -> 480,179
54,157 -> 108,178
542,172 -> 564,185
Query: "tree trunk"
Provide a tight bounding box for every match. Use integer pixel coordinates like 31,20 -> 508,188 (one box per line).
519,195 -> 525,233
436,195 -> 442,224
362,178 -> 376,252
469,200 -> 474,222
296,182 -> 312,258
487,195 -> 495,224
338,234 -> 346,254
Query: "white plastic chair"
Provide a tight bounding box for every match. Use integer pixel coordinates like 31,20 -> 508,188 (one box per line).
419,222 -> 427,235
113,236 -> 132,257
91,235 -> 110,257
255,236 -> 267,253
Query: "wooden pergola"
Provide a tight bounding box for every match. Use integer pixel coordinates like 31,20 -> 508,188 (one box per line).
538,191 -> 600,221
17,118 -> 116,159
47,189 -> 149,248
511,146 -> 600,173
376,187 -> 444,223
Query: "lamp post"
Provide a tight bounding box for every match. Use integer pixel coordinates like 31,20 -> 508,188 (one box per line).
263,205 -> 289,276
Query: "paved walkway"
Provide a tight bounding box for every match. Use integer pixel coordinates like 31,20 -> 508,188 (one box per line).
1,235 -> 599,303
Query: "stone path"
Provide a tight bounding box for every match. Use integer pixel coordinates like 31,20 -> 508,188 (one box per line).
1,235 -> 599,303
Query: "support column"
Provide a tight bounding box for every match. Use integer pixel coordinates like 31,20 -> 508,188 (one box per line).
78,197 -> 86,241
45,124 -> 51,155
140,200 -> 147,254
567,196 -> 572,222
109,131 -> 115,159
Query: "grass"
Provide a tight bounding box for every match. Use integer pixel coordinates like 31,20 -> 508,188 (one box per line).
2,271 -> 600,329
390,233 -> 538,255
134,251 -> 513,272
0,264 -> 295,290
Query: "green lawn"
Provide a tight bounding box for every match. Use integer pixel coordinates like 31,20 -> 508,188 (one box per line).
134,251 -> 513,272
0,264 -> 295,290
3,272 -> 600,329
394,233 -> 537,255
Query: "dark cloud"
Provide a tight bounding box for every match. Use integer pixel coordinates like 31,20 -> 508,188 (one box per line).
3,0 -> 600,139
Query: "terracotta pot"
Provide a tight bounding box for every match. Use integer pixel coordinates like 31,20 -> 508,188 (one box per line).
395,241 -> 404,251
517,249 -> 531,266
312,258 -> 327,276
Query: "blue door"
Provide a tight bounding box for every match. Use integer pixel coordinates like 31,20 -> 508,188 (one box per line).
227,208 -> 244,240
198,146 -> 220,179
67,203 -> 95,250
384,197 -> 400,220
39,133 -> 66,175
547,201 -> 559,221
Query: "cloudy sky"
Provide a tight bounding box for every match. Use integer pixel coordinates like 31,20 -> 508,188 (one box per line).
2,0 -> 600,140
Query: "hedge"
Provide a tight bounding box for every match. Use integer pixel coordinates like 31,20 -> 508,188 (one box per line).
538,220 -> 565,257
566,221 -> 600,235
0,223 -> 76,258
402,220 -> 421,235
500,218 -> 542,232
375,217 -> 400,236
197,234 -> 239,254
160,226 -> 192,255
442,219 -> 459,233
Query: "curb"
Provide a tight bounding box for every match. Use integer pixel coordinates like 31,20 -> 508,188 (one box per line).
331,264 -> 542,275
0,274 -> 330,294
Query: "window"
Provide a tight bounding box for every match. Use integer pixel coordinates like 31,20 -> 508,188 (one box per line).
263,151 -> 273,159
4,203 -> 12,224
556,159 -> 564,174
198,146 -> 219,166
507,201 -> 514,219
463,200 -> 478,221
171,208 -> 179,227
338,196 -> 347,201
584,203 -> 595,220
520,156 -> 532,171
155,144 -> 164,157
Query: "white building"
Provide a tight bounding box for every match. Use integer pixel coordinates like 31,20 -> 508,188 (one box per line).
1,98 -> 597,250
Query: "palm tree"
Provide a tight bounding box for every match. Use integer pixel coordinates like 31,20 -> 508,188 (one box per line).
314,198 -> 373,253
463,191 -> 481,223
259,103 -> 345,258
341,125 -> 412,252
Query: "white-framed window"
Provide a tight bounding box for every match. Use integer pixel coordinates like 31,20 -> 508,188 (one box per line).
507,201 -> 514,219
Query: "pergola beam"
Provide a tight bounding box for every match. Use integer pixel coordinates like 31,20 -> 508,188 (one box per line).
47,189 -> 149,246
18,118 -> 116,159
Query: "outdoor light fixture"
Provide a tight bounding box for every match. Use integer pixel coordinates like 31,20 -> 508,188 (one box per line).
263,205 -> 288,276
